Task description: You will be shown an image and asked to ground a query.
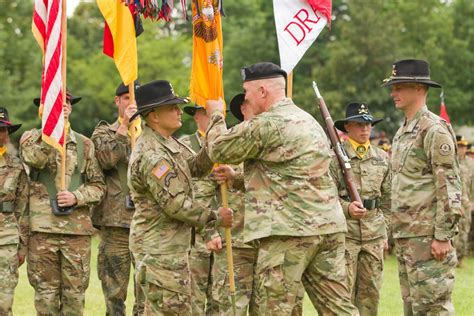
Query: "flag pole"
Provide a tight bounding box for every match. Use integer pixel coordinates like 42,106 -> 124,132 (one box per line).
219,182 -> 237,316
287,71 -> 293,98
60,0 -> 67,191
129,84 -> 136,149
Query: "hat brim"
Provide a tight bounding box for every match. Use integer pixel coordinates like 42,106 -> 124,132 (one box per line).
33,96 -> 82,107
230,94 -> 245,122
0,122 -> 22,134
131,96 -> 189,121
183,105 -> 204,116
381,78 -> 441,88
334,117 -> 383,133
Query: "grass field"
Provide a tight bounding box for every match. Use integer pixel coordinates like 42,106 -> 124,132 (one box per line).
12,236 -> 474,315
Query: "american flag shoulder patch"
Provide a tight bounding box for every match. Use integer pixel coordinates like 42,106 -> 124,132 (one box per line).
152,160 -> 172,180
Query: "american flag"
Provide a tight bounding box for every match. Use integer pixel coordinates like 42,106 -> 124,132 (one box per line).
32,0 -> 65,152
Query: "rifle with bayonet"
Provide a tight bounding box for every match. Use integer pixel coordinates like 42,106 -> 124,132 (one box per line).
312,81 -> 363,205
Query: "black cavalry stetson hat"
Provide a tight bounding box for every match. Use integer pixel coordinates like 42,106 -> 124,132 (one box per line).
33,91 -> 82,107
230,93 -> 245,122
241,62 -> 287,82
183,104 -> 205,116
116,80 -> 140,96
382,59 -> 441,88
0,107 -> 22,134
334,102 -> 383,133
131,80 -> 189,121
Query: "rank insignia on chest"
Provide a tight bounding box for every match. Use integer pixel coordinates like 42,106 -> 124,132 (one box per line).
153,160 -> 172,180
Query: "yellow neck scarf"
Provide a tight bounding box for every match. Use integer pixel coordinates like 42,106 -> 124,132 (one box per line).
0,145 -> 6,157
118,116 -> 142,139
198,129 -> 205,137
348,138 -> 370,159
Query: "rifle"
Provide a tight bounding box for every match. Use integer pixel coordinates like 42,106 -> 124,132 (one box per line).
312,81 -> 363,205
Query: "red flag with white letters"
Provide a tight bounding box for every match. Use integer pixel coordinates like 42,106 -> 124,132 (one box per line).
273,0 -> 332,73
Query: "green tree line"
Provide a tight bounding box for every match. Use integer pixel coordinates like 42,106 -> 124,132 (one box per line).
1,0 -> 472,142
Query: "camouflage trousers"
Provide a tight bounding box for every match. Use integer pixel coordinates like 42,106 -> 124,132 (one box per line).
454,208 -> 472,260
134,252 -> 192,315
395,236 -> 457,316
189,232 -> 214,315
211,246 -> 258,316
254,233 -> 358,316
98,226 -> 143,316
27,232 -> 91,316
0,244 -> 19,316
345,238 -> 384,316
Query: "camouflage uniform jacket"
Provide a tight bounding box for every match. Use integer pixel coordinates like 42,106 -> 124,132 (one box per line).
128,125 -> 216,255
206,98 -> 347,243
391,106 -> 462,240
459,156 -> 473,211
91,120 -> 133,228
20,128 -> 106,235
181,132 -> 251,249
329,141 -> 391,241
0,152 -> 29,256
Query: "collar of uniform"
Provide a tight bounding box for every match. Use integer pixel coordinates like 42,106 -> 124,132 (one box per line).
267,97 -> 292,112
65,128 -> 78,144
403,105 -> 428,133
0,154 -> 6,167
145,125 -> 180,154
196,130 -> 204,147
110,120 -> 120,132
344,140 -> 374,160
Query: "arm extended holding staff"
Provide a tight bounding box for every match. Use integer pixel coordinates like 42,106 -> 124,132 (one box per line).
312,81 -> 363,206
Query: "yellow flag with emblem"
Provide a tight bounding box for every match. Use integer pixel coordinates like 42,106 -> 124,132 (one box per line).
189,0 -> 225,110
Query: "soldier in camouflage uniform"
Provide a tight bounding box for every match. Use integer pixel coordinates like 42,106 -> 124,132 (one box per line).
207,94 -> 258,316
180,104 -> 217,315
127,80 -> 233,315
21,93 -> 106,315
330,102 -> 391,315
91,81 -> 141,315
205,62 -> 358,315
0,107 -> 28,316
454,135 -> 473,265
383,59 -> 462,315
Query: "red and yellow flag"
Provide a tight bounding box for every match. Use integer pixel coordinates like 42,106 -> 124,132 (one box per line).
189,0 -> 225,109
97,0 -> 138,85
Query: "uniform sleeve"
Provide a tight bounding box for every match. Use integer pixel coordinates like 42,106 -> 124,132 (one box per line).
20,129 -> 52,170
15,168 -> 29,258
91,125 -> 129,170
425,124 -> 462,241
72,139 -> 106,207
133,155 -> 216,228
379,154 -> 392,239
187,145 -> 214,179
206,111 -> 265,165
329,154 -> 351,218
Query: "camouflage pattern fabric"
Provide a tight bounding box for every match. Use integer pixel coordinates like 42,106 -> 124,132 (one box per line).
454,156 -> 473,260
0,244 -> 19,315
20,128 -> 105,315
128,125 -> 216,314
211,247 -> 258,316
206,98 -> 354,314
395,236 -> 457,315
180,132 -> 217,315
0,151 -> 28,315
91,120 -> 134,228
206,98 -> 347,243
97,226 -> 141,316
20,128 -> 106,235
391,106 -> 461,315
27,232 -> 91,316
253,234 -> 358,315
391,106 -> 462,240
329,140 -> 391,315
91,120 -> 142,315
134,252 -> 191,315
345,238 -> 384,316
